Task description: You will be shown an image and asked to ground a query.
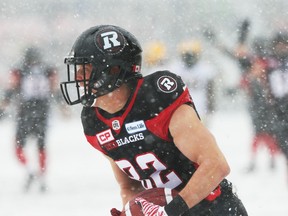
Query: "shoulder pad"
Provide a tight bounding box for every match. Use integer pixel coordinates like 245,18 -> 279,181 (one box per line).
146,70 -> 186,94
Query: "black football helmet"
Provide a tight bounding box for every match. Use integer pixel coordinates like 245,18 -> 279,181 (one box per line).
60,25 -> 142,106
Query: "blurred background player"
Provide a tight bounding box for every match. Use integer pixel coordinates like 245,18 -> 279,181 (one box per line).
169,39 -> 219,125
266,31 -> 288,176
142,40 -> 168,75
0,46 -> 62,192
242,37 -> 280,172
225,31 -> 288,174
203,19 -> 284,172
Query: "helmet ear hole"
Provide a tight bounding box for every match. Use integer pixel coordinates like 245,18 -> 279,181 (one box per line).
109,66 -> 121,74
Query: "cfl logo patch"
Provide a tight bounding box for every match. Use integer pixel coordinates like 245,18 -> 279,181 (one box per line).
96,129 -> 115,145
112,120 -> 121,131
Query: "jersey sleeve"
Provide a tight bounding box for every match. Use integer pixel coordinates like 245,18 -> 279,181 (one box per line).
153,70 -> 190,104
145,70 -> 194,141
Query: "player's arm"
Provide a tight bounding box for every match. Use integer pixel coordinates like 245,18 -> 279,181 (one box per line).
48,67 -> 59,93
137,104 -> 230,216
0,69 -> 20,115
106,155 -> 145,206
169,103 -> 230,209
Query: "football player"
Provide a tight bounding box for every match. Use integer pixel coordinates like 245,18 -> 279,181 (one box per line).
266,31 -> 288,171
0,46 -> 59,192
60,25 -> 248,215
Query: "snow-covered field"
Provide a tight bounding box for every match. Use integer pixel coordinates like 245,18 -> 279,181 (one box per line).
0,108 -> 287,216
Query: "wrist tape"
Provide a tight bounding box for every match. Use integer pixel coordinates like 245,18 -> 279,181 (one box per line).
164,195 -> 189,216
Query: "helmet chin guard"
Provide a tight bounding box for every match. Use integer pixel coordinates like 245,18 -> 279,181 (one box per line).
80,95 -> 96,107
60,25 -> 142,106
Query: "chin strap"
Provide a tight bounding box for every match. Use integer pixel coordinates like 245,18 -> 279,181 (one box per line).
81,95 -> 96,107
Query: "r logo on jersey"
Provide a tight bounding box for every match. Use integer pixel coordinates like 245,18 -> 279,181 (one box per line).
157,76 -> 177,93
94,27 -> 126,55
96,129 -> 115,145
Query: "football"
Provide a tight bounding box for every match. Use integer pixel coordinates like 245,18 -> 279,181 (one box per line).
120,188 -> 178,216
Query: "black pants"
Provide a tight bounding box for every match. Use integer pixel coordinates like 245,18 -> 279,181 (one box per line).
272,105 -> 288,160
16,100 -> 49,150
182,179 -> 248,216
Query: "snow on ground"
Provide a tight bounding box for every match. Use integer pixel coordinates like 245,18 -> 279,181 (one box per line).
209,110 -> 288,216
0,108 -> 287,216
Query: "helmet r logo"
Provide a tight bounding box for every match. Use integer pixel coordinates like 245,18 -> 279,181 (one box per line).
101,31 -> 121,49
95,28 -> 126,54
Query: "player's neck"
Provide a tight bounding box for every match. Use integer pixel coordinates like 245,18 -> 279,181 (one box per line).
95,84 -> 131,114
